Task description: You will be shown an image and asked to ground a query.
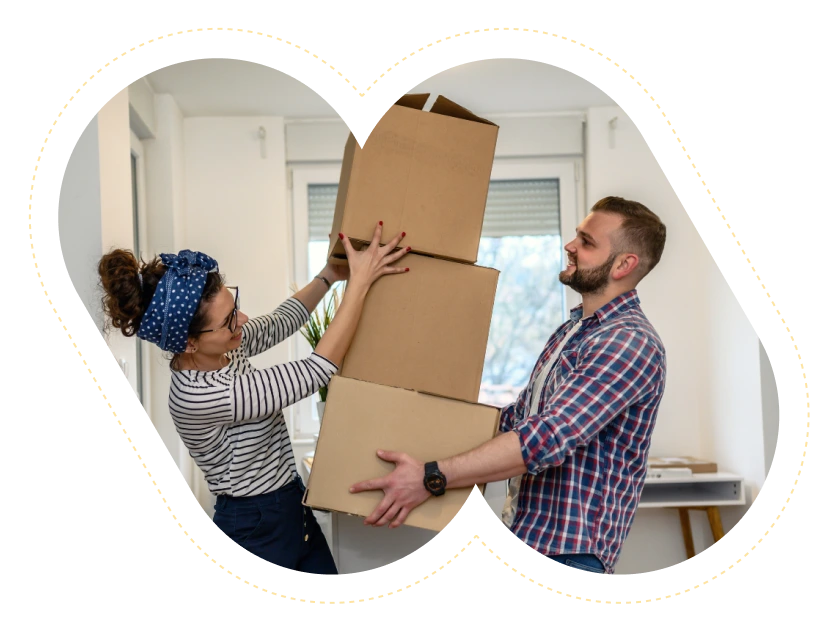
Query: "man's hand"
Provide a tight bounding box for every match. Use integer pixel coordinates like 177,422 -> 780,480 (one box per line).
349,450 -> 431,528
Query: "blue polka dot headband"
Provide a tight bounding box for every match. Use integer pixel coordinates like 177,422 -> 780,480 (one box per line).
138,250 -> 219,353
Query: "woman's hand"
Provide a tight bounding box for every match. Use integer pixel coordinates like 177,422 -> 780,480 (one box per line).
320,234 -> 351,285
340,222 -> 410,292
312,222 -> 410,368
321,262 -> 349,285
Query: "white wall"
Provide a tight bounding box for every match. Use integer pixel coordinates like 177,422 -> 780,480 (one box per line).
586,105 -> 768,573
58,116 -> 102,325
183,117 -> 291,330
587,106 -> 710,457
701,256 -> 766,512
97,90 -> 139,398
759,342 -> 779,474
285,113 -> 584,163
183,116 -> 291,513
135,90 -> 206,516
128,78 -> 156,140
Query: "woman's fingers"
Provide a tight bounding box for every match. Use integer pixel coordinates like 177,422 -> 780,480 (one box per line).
380,266 -> 410,276
341,222 -> 411,286
369,221 -> 384,246
381,229 -> 405,255
382,246 -> 411,266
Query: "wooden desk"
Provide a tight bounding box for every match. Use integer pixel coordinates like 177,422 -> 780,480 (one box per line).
638,472 -> 745,558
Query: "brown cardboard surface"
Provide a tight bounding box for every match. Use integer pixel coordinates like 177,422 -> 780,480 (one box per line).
340,252 -> 498,402
303,376 -> 500,532
648,457 -> 719,474
328,94 -> 498,265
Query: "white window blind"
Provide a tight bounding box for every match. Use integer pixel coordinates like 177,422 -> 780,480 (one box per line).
307,178 -> 561,241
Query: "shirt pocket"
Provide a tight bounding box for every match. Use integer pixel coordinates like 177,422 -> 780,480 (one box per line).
558,350 -> 578,378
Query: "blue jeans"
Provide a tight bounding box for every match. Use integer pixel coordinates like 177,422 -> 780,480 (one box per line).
548,553 -> 606,573
213,476 -> 337,574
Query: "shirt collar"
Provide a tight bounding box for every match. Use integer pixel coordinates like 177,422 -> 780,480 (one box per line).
569,289 -> 640,324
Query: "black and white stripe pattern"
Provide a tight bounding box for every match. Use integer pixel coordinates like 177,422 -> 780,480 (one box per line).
168,298 -> 337,497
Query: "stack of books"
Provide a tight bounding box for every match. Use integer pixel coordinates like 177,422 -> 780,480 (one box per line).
646,467 -> 693,480
649,457 -> 718,473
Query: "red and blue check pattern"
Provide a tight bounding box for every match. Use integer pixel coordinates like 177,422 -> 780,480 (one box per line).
500,290 -> 666,573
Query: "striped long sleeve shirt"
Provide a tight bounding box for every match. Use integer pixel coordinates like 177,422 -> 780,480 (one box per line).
169,297 -> 337,497
500,290 -> 667,573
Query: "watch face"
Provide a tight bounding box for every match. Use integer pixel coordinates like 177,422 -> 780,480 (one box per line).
426,475 -> 445,492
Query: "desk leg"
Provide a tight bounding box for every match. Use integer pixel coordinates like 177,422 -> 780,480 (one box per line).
678,509 -> 696,559
706,506 -> 725,542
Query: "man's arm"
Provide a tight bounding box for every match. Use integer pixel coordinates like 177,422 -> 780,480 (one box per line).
440,431 -> 526,487
348,433 -> 526,528
350,327 -> 663,528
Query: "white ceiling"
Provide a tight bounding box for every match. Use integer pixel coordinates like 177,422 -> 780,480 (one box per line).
145,58 -> 615,119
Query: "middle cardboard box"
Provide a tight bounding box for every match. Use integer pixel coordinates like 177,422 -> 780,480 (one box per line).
339,252 -> 499,403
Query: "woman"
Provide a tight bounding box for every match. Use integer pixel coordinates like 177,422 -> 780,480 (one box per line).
98,223 -> 409,574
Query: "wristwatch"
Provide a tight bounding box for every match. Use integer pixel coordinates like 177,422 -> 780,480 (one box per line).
423,461 -> 447,497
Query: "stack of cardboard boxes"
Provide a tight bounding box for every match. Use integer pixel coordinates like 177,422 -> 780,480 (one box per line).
303,94 -> 502,532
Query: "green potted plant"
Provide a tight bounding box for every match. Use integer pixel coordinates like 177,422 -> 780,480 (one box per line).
297,283 -> 345,423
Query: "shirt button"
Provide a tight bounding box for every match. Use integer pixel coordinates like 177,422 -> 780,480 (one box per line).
304,534 -> 309,542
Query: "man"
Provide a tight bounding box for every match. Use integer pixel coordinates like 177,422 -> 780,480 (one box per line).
349,196 -> 668,574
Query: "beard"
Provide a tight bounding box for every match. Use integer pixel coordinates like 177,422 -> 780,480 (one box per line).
559,253 -> 617,295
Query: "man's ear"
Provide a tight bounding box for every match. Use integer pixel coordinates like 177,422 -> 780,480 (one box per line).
613,253 -> 641,281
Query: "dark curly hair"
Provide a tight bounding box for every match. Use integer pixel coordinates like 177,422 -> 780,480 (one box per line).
97,248 -> 226,366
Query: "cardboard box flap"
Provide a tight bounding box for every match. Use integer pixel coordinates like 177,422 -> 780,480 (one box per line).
429,95 -> 497,127
395,93 -> 431,110
327,136 -> 361,261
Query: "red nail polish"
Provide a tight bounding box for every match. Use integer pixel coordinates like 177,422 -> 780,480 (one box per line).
338,233 -> 344,239
405,267 -> 410,272
401,232 -> 406,237
406,247 -> 412,252
379,221 -> 383,226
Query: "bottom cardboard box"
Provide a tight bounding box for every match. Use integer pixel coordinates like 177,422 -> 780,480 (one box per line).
303,376 -> 500,532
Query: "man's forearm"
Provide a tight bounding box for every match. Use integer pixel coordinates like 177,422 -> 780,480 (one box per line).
438,432 -> 528,489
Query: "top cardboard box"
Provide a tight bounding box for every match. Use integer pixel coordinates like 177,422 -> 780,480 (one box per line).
328,94 -> 499,265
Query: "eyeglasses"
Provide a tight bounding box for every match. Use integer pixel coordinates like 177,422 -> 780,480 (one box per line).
198,286 -> 240,335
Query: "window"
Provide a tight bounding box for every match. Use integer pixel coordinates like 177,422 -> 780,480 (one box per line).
296,161 -> 580,415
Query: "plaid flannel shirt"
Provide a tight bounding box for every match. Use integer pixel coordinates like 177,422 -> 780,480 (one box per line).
500,290 -> 666,573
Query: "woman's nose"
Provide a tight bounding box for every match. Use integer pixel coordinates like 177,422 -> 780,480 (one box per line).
238,312 -> 249,327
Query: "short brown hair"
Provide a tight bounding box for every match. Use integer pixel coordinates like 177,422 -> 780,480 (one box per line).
591,196 -> 667,277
